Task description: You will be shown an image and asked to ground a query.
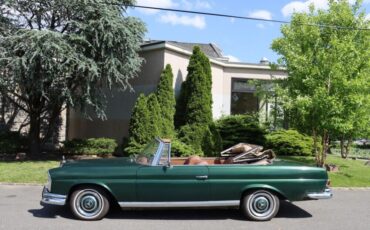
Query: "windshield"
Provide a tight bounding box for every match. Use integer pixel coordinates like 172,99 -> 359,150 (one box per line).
135,140 -> 160,165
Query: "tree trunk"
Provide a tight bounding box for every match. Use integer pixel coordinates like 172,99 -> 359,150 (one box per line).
313,128 -> 320,166
344,138 -> 352,158
340,137 -> 347,158
29,113 -> 41,156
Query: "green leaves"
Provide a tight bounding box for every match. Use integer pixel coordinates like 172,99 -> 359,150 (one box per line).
0,0 -> 145,153
156,64 -> 176,138
272,0 -> 369,164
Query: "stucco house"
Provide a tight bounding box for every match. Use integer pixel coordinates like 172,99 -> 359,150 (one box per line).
66,40 -> 287,145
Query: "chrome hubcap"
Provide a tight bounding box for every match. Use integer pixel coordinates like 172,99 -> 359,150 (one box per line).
248,192 -> 275,218
74,190 -> 103,218
253,197 -> 269,213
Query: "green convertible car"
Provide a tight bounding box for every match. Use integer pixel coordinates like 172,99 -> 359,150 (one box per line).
41,138 -> 332,221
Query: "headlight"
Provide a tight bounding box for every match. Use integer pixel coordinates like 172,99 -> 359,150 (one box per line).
45,171 -> 52,191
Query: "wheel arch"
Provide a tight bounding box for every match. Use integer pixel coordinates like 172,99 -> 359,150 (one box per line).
67,183 -> 119,207
240,184 -> 287,201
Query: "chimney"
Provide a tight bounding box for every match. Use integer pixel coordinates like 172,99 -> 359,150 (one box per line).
260,57 -> 269,65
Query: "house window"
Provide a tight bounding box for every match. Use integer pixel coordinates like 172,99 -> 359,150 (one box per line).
231,79 -> 259,115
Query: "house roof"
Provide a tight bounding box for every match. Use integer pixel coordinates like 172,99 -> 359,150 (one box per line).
141,40 -> 286,72
142,40 -> 224,59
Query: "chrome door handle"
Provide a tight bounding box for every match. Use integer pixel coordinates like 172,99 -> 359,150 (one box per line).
195,175 -> 208,180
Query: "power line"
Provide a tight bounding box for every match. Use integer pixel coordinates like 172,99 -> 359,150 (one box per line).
128,4 -> 370,31
132,5 -> 290,24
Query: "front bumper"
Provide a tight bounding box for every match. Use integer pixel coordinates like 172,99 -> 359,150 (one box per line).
306,188 -> 333,200
41,187 -> 67,206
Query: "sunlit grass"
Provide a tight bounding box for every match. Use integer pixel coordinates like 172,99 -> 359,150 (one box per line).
0,161 -> 59,184
281,155 -> 370,187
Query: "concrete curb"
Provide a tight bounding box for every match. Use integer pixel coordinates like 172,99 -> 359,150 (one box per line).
1,182 -> 369,190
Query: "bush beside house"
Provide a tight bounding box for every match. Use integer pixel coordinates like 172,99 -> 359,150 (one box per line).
0,131 -> 27,154
216,114 -> 266,149
63,138 -> 117,156
265,129 -> 315,156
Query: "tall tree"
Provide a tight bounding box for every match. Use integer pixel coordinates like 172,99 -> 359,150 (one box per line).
176,46 -> 213,126
156,64 -> 175,138
125,93 -> 161,155
175,46 -> 221,155
125,94 -> 150,155
272,0 -> 369,165
0,0 -> 145,155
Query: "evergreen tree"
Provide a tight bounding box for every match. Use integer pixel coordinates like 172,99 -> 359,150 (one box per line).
156,64 -> 175,138
175,46 -> 221,155
177,46 -> 213,126
0,0 -> 146,155
125,94 -> 150,154
146,93 -> 161,139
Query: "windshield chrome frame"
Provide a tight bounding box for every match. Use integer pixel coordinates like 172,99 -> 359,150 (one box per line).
150,138 -> 171,166
151,138 -> 164,166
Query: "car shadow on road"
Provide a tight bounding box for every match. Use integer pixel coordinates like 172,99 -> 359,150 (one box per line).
28,200 -> 311,221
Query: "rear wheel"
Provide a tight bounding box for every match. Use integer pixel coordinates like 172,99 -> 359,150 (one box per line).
70,187 -> 110,220
241,190 -> 280,221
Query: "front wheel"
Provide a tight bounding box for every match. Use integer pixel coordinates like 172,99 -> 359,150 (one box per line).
241,190 -> 280,221
70,187 -> 110,220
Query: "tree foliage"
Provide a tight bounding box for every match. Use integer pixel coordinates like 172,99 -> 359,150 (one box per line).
175,46 -> 213,127
175,46 -> 221,155
125,93 -> 163,155
0,0 -> 145,154
125,94 -> 150,155
272,0 -> 369,165
265,130 -> 316,156
216,115 -> 267,149
156,64 -> 176,138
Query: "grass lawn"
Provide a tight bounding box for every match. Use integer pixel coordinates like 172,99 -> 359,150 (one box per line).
281,155 -> 370,187
0,161 -> 59,184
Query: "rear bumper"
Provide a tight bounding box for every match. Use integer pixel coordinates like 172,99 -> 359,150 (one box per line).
41,187 -> 67,206
306,188 -> 333,200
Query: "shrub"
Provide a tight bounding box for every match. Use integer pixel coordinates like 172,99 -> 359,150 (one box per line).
177,123 -> 222,157
175,46 -> 213,127
265,129 -> 315,156
216,114 -> 266,149
0,131 -> 27,154
156,64 -> 176,138
170,139 -> 198,157
63,138 -> 117,155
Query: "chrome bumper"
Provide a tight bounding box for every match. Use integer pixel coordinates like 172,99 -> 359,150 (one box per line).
306,188 -> 333,200
41,187 -> 67,206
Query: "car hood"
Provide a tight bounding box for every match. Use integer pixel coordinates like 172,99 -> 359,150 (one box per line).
61,157 -> 139,168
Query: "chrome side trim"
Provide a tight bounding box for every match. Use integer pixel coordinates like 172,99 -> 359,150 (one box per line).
119,200 -> 240,208
306,188 -> 333,200
41,187 -> 67,206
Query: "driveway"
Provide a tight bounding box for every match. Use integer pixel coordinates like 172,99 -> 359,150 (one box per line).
0,185 -> 369,230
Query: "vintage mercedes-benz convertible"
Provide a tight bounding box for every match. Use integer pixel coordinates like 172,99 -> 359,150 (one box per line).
41,138 -> 332,221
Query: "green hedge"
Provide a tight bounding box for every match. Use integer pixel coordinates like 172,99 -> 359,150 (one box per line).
177,123 -> 222,157
0,131 -> 27,154
63,138 -> 118,155
216,115 -> 266,149
170,139 -> 198,157
265,129 -> 314,156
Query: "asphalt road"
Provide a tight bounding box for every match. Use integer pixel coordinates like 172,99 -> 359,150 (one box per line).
0,185 -> 369,230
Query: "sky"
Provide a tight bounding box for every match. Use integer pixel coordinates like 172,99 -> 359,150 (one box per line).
127,0 -> 370,64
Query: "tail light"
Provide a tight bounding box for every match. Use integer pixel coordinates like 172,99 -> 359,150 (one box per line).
326,180 -> 331,187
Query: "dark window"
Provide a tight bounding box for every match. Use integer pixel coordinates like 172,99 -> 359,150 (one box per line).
231,79 -> 258,115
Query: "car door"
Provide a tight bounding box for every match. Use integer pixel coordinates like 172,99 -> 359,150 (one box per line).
136,144 -> 210,202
